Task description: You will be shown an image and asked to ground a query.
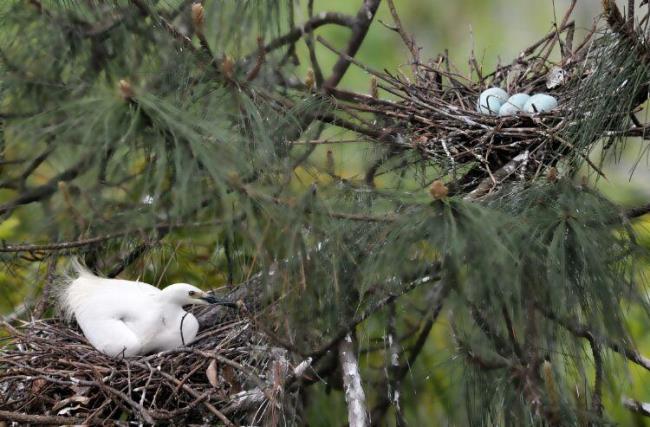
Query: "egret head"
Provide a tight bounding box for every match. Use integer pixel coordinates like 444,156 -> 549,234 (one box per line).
162,283 -> 219,306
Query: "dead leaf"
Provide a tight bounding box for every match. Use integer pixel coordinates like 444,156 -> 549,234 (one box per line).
31,378 -> 47,394
206,359 -> 218,388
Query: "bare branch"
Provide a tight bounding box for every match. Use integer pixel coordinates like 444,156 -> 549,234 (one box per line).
0,410 -> 89,425
0,155 -> 93,217
324,0 -> 382,88
339,333 -> 369,427
0,220 -> 224,253
260,12 -> 355,58
537,305 -> 650,372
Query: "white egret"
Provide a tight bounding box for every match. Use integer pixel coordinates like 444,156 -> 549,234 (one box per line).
59,261 -> 234,357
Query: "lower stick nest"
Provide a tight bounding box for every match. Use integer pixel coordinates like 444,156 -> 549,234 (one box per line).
0,312 -> 301,426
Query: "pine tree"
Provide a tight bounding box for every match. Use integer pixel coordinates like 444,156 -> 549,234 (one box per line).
2,0 -> 650,425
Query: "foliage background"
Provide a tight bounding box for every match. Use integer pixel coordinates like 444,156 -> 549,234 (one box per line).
4,0 -> 650,425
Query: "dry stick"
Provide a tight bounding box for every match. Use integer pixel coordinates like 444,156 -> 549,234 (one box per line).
317,36 -> 395,85
0,410 -> 92,425
543,131 -> 608,180
130,360 -> 235,426
464,152 -> 530,200
259,12 -> 355,58
550,0 -> 576,61
564,22 -> 575,58
2,369 -> 156,425
385,0 -> 418,75
339,333 -> 369,427
305,0 -> 325,87
0,154 -> 93,217
324,0 -> 382,88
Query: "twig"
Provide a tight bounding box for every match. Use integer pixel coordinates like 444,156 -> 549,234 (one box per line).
0,220 -> 223,253
536,305 -> 650,372
309,273 -> 440,361
0,410 -> 91,425
258,12 -> 355,59
0,155 -> 93,217
305,0 -> 325,87
386,0 -> 419,75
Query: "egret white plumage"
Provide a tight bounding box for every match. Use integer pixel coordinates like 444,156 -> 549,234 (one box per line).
59,261 -> 233,357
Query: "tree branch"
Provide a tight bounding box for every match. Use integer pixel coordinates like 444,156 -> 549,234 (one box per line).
537,305 -> 650,372
339,333 -> 369,427
0,410 -> 90,425
0,155 -> 93,217
259,12 -> 355,57
324,0 -> 382,88
0,220 -> 224,253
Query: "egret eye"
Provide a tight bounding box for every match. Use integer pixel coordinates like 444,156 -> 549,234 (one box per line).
188,290 -> 196,297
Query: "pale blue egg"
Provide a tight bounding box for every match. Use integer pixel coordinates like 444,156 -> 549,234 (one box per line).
477,87 -> 508,115
524,93 -> 558,113
498,93 -> 531,117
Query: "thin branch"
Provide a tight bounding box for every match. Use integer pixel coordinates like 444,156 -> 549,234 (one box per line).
537,305 -> 650,372
624,202 -> 650,219
0,410 -> 90,425
309,273 -> 440,362
324,0 -> 382,88
0,155 -> 93,217
259,12 -> 355,58
305,0 -> 325,88
386,0 -> 419,75
0,220 -> 224,253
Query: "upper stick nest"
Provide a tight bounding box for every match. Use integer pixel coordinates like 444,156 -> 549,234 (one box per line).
327,5 -> 649,196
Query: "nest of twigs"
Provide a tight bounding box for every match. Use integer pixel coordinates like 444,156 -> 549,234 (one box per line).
326,2 -> 647,197
0,312 -> 304,426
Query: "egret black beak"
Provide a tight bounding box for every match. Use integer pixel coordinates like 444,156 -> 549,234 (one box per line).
200,293 -> 238,308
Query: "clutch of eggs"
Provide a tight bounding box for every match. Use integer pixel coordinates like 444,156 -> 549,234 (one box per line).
477,88 -> 557,116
